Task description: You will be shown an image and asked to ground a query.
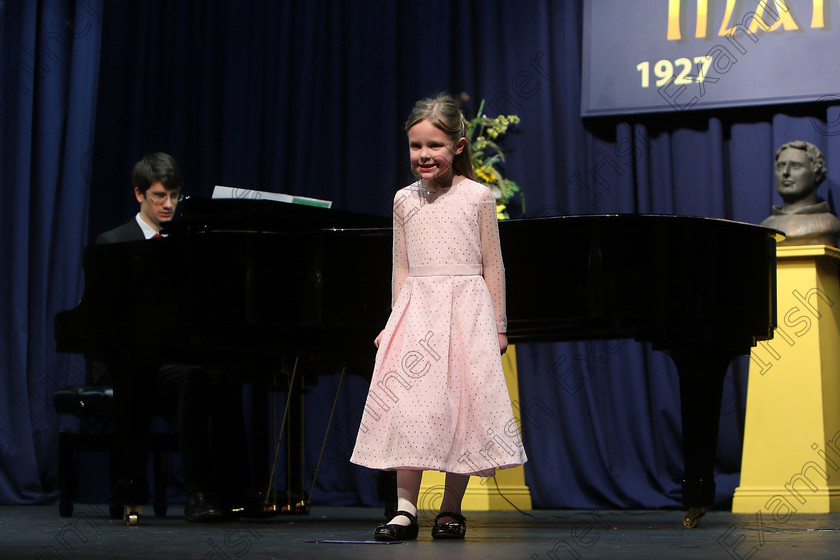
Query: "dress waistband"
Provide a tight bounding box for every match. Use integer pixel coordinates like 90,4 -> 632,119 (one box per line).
408,264 -> 482,277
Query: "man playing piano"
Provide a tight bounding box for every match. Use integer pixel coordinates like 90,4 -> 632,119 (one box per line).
95,153 -> 251,522
96,152 -> 183,243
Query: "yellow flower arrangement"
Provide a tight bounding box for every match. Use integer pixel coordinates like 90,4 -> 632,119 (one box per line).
465,98 -> 523,219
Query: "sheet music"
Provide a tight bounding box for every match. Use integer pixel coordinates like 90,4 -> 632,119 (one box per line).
212,185 -> 332,208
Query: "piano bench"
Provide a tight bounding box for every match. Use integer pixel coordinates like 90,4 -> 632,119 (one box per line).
53,385 -> 179,520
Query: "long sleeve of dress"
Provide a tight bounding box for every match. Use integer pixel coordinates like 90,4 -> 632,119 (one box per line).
478,188 -> 507,333
391,190 -> 410,308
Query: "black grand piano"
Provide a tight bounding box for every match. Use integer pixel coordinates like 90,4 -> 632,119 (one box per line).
501,214 -> 779,527
55,200 -> 779,527
55,199 -> 394,523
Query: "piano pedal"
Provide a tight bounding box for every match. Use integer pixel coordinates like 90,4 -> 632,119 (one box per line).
279,497 -> 310,515
236,492 -> 310,518
123,505 -> 141,526
262,492 -> 310,516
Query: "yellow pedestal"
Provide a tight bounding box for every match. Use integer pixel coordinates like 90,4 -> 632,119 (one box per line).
732,245 -> 840,514
418,345 -> 532,511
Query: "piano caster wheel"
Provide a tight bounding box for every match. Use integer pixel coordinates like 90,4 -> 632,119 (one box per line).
124,506 -> 141,527
682,506 -> 705,528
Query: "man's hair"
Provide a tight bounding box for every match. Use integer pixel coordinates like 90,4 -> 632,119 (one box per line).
132,152 -> 183,194
775,140 -> 827,186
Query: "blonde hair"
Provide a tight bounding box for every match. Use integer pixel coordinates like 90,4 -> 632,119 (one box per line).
404,93 -> 476,181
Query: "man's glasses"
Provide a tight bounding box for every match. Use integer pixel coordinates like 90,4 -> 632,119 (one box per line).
144,191 -> 183,205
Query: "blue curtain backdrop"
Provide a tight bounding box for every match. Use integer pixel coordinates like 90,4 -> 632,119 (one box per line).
2,0 -> 839,510
0,0 -> 102,503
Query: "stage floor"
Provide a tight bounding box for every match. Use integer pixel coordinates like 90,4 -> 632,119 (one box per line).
2,504 -> 839,559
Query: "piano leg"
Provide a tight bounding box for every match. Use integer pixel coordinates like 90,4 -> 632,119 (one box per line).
286,366 -> 307,513
666,347 -> 741,528
109,351 -> 152,526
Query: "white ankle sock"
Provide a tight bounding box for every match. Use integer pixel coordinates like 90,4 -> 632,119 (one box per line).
388,500 -> 417,526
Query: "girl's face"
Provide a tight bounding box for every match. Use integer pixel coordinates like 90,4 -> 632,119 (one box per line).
407,119 -> 465,187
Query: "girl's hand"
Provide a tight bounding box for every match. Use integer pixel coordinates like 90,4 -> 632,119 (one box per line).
374,329 -> 385,348
499,333 -> 508,355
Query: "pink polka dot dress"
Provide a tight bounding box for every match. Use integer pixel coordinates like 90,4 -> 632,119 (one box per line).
350,179 -> 528,476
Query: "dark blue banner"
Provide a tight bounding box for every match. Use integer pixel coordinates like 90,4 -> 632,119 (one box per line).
582,0 -> 840,116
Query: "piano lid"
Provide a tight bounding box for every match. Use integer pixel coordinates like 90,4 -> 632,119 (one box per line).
502,213 -> 784,241
162,197 -> 392,235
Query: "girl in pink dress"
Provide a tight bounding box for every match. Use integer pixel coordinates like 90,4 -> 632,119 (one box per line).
350,94 -> 527,541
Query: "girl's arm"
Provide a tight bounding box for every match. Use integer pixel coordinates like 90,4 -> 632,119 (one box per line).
478,187 -> 507,336
391,190 -> 410,309
376,191 -> 410,348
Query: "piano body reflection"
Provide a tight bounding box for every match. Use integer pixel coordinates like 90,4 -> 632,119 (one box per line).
55,202 -> 779,527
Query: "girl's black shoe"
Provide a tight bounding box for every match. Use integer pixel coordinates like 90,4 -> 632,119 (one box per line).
431,511 -> 467,539
374,510 -> 419,541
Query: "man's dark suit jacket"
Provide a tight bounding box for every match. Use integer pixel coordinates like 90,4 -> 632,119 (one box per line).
89,217 -> 145,384
95,218 -> 144,245
92,214 -> 249,496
